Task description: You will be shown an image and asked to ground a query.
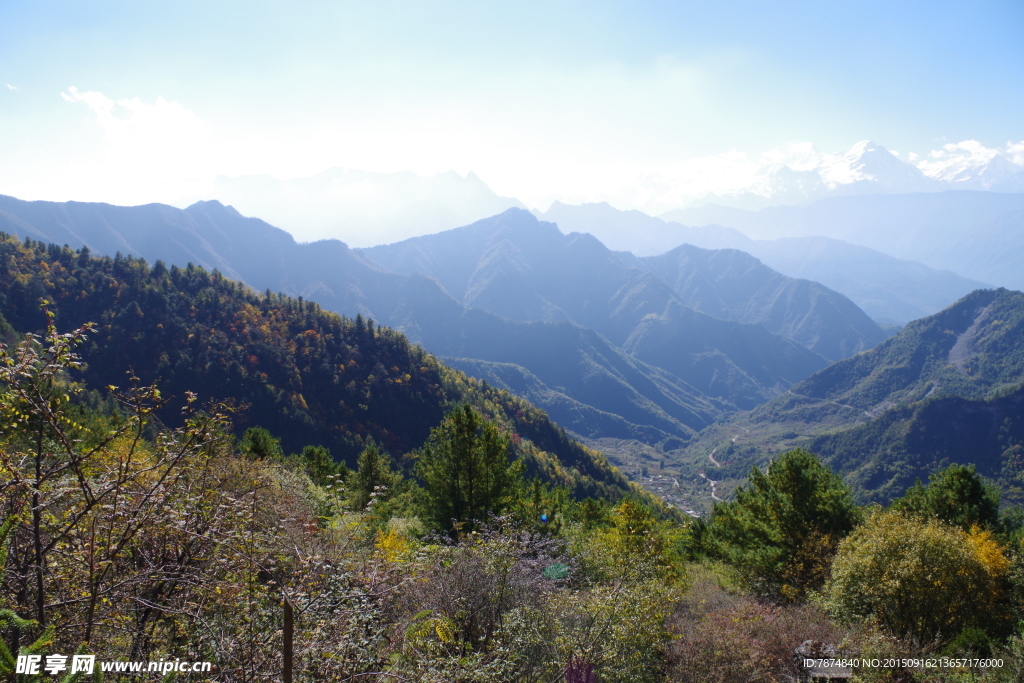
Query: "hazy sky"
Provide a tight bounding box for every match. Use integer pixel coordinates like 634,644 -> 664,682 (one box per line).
2,0 -> 1022,212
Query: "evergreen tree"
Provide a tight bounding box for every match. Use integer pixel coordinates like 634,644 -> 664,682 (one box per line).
416,405 -> 522,534
239,426 -> 284,460
891,463 -> 1001,530
300,444 -> 349,487
709,448 -> 861,600
351,439 -> 400,511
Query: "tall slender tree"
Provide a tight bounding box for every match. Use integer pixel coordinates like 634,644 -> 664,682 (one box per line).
416,405 -> 521,533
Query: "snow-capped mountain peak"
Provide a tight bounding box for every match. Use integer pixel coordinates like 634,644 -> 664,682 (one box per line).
926,153 -> 1024,190
817,140 -> 933,192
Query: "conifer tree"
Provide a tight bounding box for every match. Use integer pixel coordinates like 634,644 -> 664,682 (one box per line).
416,405 -> 521,533
709,448 -> 860,600
891,463 -> 1001,530
351,439 -> 399,511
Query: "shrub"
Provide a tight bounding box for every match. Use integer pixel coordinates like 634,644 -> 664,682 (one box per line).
665,571 -> 845,683
821,510 -> 1009,644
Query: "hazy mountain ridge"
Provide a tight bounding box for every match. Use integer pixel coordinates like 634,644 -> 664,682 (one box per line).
621,300 -> 828,409
665,191 -> 1024,290
384,298 -> 726,442
625,244 -> 889,360
358,209 -> 830,401
542,200 -> 990,325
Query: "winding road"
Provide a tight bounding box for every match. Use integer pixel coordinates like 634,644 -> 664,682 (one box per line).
784,389 -> 872,418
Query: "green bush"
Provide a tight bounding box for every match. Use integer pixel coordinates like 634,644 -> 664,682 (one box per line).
708,449 -> 860,600
821,510 -> 1007,643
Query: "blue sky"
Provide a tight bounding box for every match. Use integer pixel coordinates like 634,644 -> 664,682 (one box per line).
2,0 -> 1022,212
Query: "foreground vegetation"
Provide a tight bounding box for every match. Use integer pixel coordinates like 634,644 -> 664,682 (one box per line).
3,237 -> 1024,681
1,319 -> 1024,682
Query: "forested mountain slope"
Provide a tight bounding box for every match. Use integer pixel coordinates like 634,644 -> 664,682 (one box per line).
0,195 -> 832,455
628,244 -> 888,360
792,288 -> 1024,408
0,234 -> 634,501
809,383 -> 1024,504
680,288 -> 1024,506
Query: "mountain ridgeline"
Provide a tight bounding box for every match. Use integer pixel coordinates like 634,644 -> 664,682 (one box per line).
0,233 -> 634,501
540,200 -> 990,325
665,190 -> 1024,292
358,209 -> 881,363
3,193 -> 1023,511
0,196 -> 882,458
685,288 -> 1024,505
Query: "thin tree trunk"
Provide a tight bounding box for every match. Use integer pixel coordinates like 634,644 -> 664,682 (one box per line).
33,415 -> 46,627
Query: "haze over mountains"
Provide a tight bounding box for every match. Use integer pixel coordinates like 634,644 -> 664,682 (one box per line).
0,195 -> 880,460
2,165 -> 1023,512
666,191 -> 1024,291
540,200 -> 991,325
213,168 -> 524,245
678,140 -> 1024,211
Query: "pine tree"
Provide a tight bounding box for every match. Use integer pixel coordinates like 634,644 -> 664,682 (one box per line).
351,439 -> 399,511
708,448 -> 860,600
416,405 -> 522,534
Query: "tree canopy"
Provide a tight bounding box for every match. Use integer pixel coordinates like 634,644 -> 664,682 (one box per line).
822,510 -> 1010,643
708,448 -> 861,600
891,462 -> 1001,530
416,405 -> 522,533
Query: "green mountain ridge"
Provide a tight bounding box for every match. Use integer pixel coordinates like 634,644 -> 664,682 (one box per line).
0,195 -> 843,461
677,288 -> 1024,507
810,382 -> 1024,504
0,233 -> 637,502
792,288 -> 1024,408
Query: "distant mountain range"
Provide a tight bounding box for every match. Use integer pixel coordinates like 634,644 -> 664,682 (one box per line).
620,244 -> 889,359
0,195 -> 885,463
358,210 -> 883,362
665,191 -> 1024,291
539,201 -> 988,325
157,141 -> 1024,252
678,140 -> 1024,211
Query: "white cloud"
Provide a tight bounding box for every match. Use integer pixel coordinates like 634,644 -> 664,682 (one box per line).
62,86 -> 211,156
58,87 -> 214,205
1005,140 -> 1024,167
5,84 -> 18,91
